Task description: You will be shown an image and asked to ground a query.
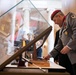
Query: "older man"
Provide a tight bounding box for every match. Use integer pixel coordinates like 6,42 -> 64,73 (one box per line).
44,10 -> 76,75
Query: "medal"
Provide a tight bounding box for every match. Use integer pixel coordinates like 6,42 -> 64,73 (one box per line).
64,31 -> 68,35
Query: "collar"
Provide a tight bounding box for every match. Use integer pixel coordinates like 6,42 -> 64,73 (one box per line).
62,16 -> 66,27
62,16 -> 66,23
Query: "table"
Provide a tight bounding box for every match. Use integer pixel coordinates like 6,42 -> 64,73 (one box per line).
0,60 -> 70,75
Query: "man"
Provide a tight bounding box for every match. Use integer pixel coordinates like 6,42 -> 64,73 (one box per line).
54,29 -> 60,63
44,10 -> 76,75
54,28 -> 73,75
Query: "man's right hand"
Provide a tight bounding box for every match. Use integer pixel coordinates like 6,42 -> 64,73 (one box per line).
44,54 -> 51,60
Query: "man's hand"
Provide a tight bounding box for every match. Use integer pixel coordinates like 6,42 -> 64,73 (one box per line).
44,54 -> 51,60
60,46 -> 71,54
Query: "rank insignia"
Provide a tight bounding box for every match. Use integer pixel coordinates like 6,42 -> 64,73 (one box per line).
64,31 -> 68,35
71,14 -> 76,18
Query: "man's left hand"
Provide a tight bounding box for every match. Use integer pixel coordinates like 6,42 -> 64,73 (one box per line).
60,46 -> 70,54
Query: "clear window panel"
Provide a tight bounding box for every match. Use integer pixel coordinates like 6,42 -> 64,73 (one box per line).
0,0 -> 16,65
0,0 -> 51,70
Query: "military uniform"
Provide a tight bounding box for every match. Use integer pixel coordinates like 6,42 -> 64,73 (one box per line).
50,12 -> 76,75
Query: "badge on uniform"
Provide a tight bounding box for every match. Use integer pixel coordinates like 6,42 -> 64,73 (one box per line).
71,14 -> 76,18
64,31 -> 68,35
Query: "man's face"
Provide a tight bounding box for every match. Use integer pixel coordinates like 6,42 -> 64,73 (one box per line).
53,14 -> 62,27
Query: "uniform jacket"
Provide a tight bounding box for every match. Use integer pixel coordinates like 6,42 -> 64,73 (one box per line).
50,12 -> 76,64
